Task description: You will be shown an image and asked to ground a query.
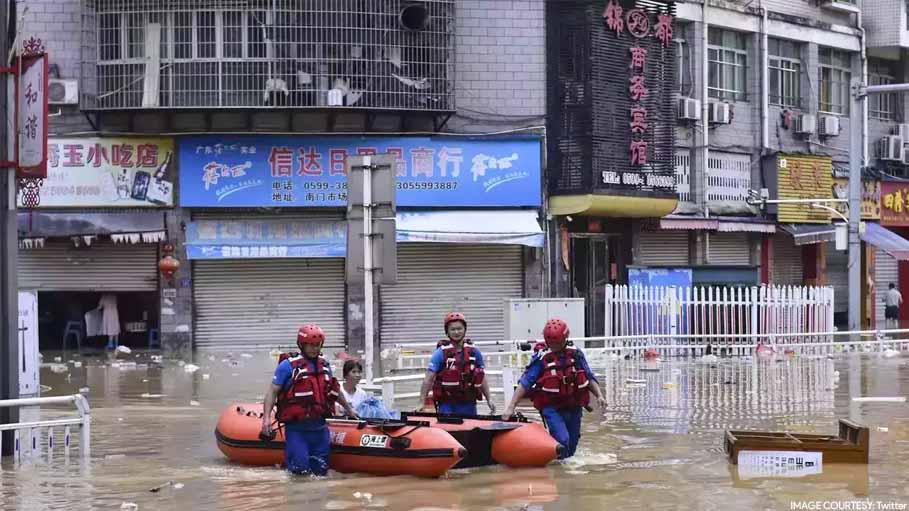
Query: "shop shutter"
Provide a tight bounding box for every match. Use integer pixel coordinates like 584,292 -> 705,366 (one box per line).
708,233 -> 751,265
637,231 -> 689,266
380,244 -> 524,346
18,240 -> 159,291
193,259 -> 346,349
826,241 -> 848,313
772,234 -> 803,286
875,249 -> 899,326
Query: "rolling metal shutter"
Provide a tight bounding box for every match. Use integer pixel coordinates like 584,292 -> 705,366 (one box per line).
18,240 -> 158,291
826,241 -> 848,313
772,234 -> 803,286
380,244 -> 524,346
708,233 -> 751,265
193,259 -> 345,350
637,231 -> 689,266
875,249 -> 899,326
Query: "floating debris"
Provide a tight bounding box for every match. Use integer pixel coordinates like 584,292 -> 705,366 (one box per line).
184,364 -> 200,373
190,401 -> 200,406
241,353 -> 253,359
78,387 -> 90,394
49,364 -> 68,373
202,374 -> 211,380
141,393 -> 165,398
120,503 -> 138,511
116,345 -> 132,355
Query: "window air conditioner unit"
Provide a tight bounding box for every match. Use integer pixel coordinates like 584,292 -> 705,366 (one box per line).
708,102 -> 731,124
895,124 -> 909,141
48,79 -> 79,105
879,135 -> 904,161
901,146 -> 909,165
794,114 -> 817,135
819,0 -> 860,15
818,116 -> 840,137
677,97 -> 701,121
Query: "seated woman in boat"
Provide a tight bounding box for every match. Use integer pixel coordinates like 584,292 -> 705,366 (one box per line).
418,312 -> 496,416
261,324 -> 358,476
502,318 -> 607,459
338,360 -> 370,412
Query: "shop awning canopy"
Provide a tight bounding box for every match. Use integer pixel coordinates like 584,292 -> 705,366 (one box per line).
780,224 -> 836,245
396,210 -> 544,247
861,222 -> 909,260
18,211 -> 166,237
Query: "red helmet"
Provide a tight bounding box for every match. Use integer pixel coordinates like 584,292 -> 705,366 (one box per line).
297,324 -> 325,348
444,312 -> 467,331
542,318 -> 569,347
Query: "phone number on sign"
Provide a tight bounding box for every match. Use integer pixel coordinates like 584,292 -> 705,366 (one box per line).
396,181 -> 458,190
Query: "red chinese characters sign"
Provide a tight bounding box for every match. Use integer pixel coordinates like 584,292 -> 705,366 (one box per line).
602,0 -> 673,169
880,182 -> 909,226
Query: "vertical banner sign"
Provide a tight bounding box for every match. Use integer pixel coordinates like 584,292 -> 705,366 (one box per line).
598,0 -> 676,193
776,154 -> 833,224
16,37 -> 49,179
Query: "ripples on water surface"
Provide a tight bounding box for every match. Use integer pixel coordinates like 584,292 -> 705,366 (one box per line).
1,350 -> 907,510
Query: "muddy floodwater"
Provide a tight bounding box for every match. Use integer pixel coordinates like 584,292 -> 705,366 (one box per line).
1,350 -> 907,511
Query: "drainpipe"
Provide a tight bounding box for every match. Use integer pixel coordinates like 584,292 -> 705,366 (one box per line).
699,0 -> 710,213
760,5 -> 769,151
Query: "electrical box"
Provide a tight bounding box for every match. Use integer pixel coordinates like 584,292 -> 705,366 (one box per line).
504,298 -> 585,342
18,291 -> 40,396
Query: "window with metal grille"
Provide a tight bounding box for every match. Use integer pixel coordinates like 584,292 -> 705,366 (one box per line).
81,0 -> 455,111
818,47 -> 852,115
768,38 -> 801,108
675,25 -> 691,95
708,28 -> 748,102
869,59 -> 900,121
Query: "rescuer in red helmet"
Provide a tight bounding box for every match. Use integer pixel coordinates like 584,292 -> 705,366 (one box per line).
417,312 -> 495,416
261,324 -> 357,475
502,318 -> 607,458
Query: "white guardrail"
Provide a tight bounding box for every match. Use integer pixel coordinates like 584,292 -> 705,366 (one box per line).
370,329 -> 909,408
0,394 -> 91,461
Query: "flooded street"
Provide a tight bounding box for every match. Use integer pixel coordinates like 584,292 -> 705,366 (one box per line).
2,350 -> 908,511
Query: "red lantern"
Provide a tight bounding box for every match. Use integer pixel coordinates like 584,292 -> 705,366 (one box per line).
159,242 -> 180,280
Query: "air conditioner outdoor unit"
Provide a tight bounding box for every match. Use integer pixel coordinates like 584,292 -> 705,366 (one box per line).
677,97 -> 701,121
901,146 -> 909,165
48,79 -> 79,105
879,135 -> 904,161
794,114 -> 817,135
818,116 -> 840,137
819,0 -> 860,14
895,124 -> 909,141
708,102 -> 731,124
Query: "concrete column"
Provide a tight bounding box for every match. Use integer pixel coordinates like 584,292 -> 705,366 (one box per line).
160,209 -> 192,360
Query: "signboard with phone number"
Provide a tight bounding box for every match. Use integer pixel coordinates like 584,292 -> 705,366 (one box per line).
178,135 -> 541,208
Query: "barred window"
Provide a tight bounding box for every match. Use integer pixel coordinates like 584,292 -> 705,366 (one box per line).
869,59 -> 900,121
768,38 -> 801,108
819,47 -> 852,115
708,29 -> 748,102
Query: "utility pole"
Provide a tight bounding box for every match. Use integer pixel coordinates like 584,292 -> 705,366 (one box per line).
850,81 -> 909,332
0,0 -> 19,455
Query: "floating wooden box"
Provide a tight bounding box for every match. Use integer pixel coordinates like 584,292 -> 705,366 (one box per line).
724,419 -> 870,464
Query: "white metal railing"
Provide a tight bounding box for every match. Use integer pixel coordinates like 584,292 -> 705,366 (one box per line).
0,395 -> 91,461
605,285 -> 835,342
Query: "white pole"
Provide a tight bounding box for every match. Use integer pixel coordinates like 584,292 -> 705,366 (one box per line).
363,156 -> 375,382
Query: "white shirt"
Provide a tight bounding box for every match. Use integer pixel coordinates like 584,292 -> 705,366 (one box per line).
885,289 -> 903,307
340,386 -> 370,411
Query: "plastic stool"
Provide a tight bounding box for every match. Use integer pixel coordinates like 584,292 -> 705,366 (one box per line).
148,328 -> 160,349
62,321 -> 83,351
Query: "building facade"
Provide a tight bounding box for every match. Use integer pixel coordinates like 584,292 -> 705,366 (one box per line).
17,0 -> 548,356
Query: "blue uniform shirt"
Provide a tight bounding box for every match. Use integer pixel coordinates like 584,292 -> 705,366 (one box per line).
428,345 -> 486,373
272,357 -> 331,431
518,348 -> 597,390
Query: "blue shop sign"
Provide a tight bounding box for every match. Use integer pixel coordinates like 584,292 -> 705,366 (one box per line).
178,136 -> 541,208
185,219 -> 346,259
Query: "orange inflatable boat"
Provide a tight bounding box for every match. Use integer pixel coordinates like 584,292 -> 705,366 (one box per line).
399,411 -> 562,468
215,403 -> 466,478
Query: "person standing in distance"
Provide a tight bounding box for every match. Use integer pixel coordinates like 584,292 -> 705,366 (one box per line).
885,282 -> 903,329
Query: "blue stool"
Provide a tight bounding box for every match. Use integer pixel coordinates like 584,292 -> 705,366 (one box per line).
148,328 -> 160,349
62,321 -> 83,350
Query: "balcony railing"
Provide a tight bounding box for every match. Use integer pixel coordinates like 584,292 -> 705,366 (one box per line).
674,150 -> 752,205
80,0 -> 455,111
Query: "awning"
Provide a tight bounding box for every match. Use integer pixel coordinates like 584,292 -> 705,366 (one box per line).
660,217 -> 718,230
17,211 -> 165,237
550,194 -> 678,217
780,224 -> 836,245
186,219 -> 346,259
396,210 -> 543,247
861,223 -> 909,260
717,221 -> 776,234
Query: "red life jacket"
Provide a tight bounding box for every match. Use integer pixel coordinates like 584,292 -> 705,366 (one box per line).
531,346 -> 591,410
436,338 -> 474,349
276,354 -> 340,423
432,344 -> 485,404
